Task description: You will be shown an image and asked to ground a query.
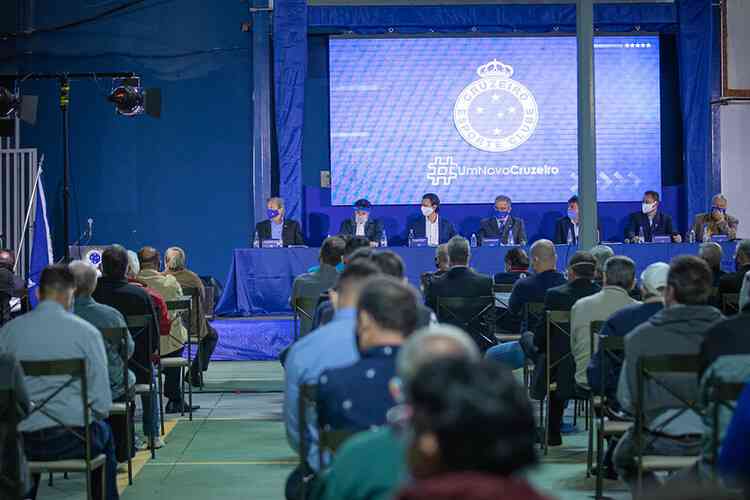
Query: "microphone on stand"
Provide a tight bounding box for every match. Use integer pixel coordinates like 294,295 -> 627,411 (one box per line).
86,218 -> 94,242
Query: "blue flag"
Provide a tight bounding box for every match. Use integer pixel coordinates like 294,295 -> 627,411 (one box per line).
28,173 -> 53,308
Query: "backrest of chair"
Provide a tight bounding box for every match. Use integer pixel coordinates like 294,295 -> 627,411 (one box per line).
295,297 -> 319,338
493,283 -> 514,294
203,285 -> 215,318
99,327 -> 130,393
20,359 -> 90,432
179,286 -> 203,335
436,296 -> 496,350
0,388 -> 23,500
523,302 -> 545,334
125,314 -> 154,378
636,354 -> 703,430
298,384 -> 318,471
722,293 -> 739,315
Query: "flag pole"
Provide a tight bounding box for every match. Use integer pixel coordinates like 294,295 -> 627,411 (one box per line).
13,155 -> 45,275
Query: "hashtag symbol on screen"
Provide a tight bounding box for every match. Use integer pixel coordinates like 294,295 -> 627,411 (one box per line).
427,156 -> 458,186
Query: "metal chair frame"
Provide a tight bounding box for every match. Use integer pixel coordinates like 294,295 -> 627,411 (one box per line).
436,296 -> 497,350
298,384 -> 318,500
125,314 -> 157,455
543,310 -> 573,455
294,297 -> 319,340
722,293 -> 740,315
0,389 -> 23,500
705,379 -> 745,476
162,297 -> 194,424
524,302 -> 545,428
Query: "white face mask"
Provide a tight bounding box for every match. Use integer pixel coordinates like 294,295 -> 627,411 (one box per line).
355,214 -> 368,224
642,202 -> 657,214
421,206 -> 435,217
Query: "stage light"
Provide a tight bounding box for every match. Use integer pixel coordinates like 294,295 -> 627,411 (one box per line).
107,77 -> 161,118
0,86 -> 21,117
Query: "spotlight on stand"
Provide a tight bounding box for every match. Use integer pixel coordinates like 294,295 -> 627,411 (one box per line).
107,77 -> 161,118
0,86 -> 21,117
0,81 -> 39,137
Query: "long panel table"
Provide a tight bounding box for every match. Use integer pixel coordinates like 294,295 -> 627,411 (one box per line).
216,242 -> 737,316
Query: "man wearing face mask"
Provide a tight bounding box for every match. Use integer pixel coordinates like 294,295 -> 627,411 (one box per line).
477,195 -> 527,245
554,195 -> 581,244
407,193 -> 456,246
338,199 -> 383,244
624,191 -> 680,243
254,196 -> 305,247
692,194 -> 739,241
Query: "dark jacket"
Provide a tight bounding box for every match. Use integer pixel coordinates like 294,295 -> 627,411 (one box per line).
425,266 -> 493,312
395,472 -> 550,500
699,311 -> 750,375
624,211 -> 676,241
92,277 -> 160,383
255,219 -> 305,247
508,270 -> 567,321
407,216 -> 456,244
719,264 -> 750,295
554,217 -> 578,244
477,216 -> 526,245
338,219 -> 383,243
587,300 -> 664,400
618,305 -> 723,429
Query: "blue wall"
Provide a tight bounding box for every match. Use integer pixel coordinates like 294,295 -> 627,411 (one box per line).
2,1 -> 252,281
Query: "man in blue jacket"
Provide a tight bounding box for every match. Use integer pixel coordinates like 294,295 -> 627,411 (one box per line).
407,193 -> 456,246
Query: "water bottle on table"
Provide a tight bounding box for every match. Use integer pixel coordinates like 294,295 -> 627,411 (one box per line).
470,233 -> 478,248
508,229 -> 515,246
702,224 -> 710,243
253,231 -> 260,248
566,228 -> 573,245
638,226 -> 645,244
408,229 -> 415,248
380,230 -> 388,248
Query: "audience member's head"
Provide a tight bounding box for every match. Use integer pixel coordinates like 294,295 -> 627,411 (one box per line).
0,249 -> 14,270
101,244 -> 129,280
529,239 -> 556,273
640,262 -> 669,300
603,255 -> 636,290
357,276 -> 418,350
590,245 -> 614,281
69,260 -> 98,298
344,236 -> 371,264
435,244 -> 449,272
734,239 -> 750,270
330,260 -> 380,310
319,236 -> 346,267
126,250 -> 140,278
665,255 -> 713,307
566,251 -> 596,281
446,236 -> 470,267
165,247 -> 187,271
38,264 -> 76,309
138,246 -> 161,271
405,359 -> 536,479
372,251 -> 406,280
504,247 -> 529,273
698,242 -> 723,272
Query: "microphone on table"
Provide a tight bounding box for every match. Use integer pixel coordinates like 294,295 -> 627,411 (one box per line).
86,218 -> 94,241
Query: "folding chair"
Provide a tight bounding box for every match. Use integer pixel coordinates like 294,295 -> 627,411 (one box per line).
0,389 -> 23,500
492,284 -> 517,341
635,354 -> 704,496
179,287 -> 204,388
721,293 -> 739,315
543,310 -> 571,455
162,297 -> 194,422
584,320 -> 605,478
298,384 -> 318,500
436,296 -> 497,352
21,359 -> 107,500
99,327 -> 135,485
705,379 -> 745,475
125,314 -> 158,455
524,302 -> 545,422
294,297 -> 319,339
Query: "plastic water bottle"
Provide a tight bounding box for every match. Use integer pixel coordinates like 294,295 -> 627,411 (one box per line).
408,229 -> 415,248
508,229 -> 515,246
566,228 -> 573,245
688,229 -> 696,244
702,224 -> 710,243
470,233 -> 478,248
253,231 -> 260,248
380,230 -> 388,248
638,226 -> 645,244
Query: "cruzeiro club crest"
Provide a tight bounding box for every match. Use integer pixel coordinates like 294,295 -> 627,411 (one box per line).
453,59 -> 539,153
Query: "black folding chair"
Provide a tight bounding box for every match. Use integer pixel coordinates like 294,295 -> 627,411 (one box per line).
705,379 -> 745,475
298,384 -> 318,499
543,310 -> 571,455
125,314 -> 157,454
635,354 -> 704,496
163,297 -> 194,422
294,297 -> 319,339
436,296 -> 497,352
21,359 -> 107,500
0,388 -> 23,500
492,283 -> 517,339
523,302 -> 545,416
584,320 -> 605,478
721,293 -> 740,315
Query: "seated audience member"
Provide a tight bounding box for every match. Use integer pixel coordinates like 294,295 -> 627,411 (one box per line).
477,195 -> 527,245
698,242 -> 726,288
719,239 -> 750,296
614,256 -> 722,490
317,277 -> 418,435
494,247 -> 530,285
0,352 -> 31,499
407,193 -> 456,246
293,237 -> 345,307
554,195 -> 581,244
419,244 -> 449,293
137,247 -> 197,414
165,247 -> 219,385
699,290 -> 750,373
338,198 -> 383,244
571,255 -> 638,390
625,190 -> 681,243
590,244 -> 614,286
692,193 -> 739,241
311,325 -> 481,500
0,249 -> 25,327
394,359 -> 547,500
588,262 -> 668,399
372,251 -> 434,328
70,260 -> 135,464
93,245 -> 161,450
718,382 -> 750,488
0,265 -> 119,500
255,196 -> 305,246
283,261 -> 381,497
126,250 -> 170,339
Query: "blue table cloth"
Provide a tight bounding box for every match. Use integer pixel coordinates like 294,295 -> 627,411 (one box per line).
216,243 -> 737,316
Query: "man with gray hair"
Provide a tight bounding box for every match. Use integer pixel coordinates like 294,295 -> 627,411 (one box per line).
692,193 -> 739,241
590,245 -> 614,286
310,325 -> 480,500
699,242 -> 726,287
719,239 -> 750,298
477,195 -> 527,245
255,196 -> 305,246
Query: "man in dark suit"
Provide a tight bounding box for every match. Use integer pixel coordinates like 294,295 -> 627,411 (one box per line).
407,193 -> 456,245
719,239 -> 750,296
478,195 -> 527,245
624,191 -> 681,243
338,198 -> 383,244
554,195 -> 581,244
254,197 -> 305,247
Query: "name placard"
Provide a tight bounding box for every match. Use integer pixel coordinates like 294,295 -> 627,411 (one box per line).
711,235 -> 729,243
482,238 -> 500,247
652,236 -> 671,244
261,239 -> 284,249
410,238 -> 428,248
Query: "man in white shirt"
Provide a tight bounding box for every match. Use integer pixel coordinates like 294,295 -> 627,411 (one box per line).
338,198 -> 384,244
0,264 -> 118,500
407,193 -> 457,246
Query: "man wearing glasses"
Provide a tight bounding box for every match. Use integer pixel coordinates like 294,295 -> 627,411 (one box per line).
692,193 -> 739,241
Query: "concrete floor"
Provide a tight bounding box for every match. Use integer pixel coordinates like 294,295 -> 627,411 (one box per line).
33,360 -> 631,500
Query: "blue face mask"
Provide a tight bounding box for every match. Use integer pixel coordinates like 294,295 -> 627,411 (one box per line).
267,209 -> 280,219
495,209 -> 510,219
567,209 -> 578,221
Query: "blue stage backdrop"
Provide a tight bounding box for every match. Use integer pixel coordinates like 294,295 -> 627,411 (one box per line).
329,35 -> 661,205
